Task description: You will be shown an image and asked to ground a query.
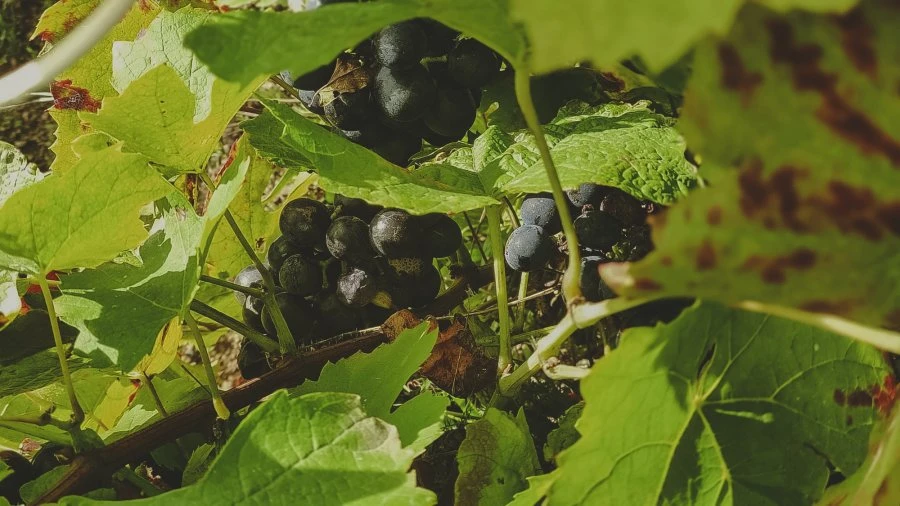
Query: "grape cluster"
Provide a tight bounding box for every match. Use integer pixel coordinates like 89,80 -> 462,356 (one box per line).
288,17 -> 501,166
504,184 -> 656,301
234,195 -> 462,379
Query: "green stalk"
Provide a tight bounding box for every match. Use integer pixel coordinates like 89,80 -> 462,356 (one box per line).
115,467 -> 163,497
499,296 -> 658,395
513,272 -> 529,332
199,274 -> 265,299
38,277 -> 84,425
184,312 -> 230,420
222,210 -> 296,355
141,373 -> 169,418
199,171 -> 295,354
189,300 -> 279,354
513,69 -> 582,301
486,206 -> 512,375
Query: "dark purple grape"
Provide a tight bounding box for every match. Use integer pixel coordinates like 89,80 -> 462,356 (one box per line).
504,225 -> 554,272
279,198 -> 331,248
574,209 -> 622,251
326,216 -> 376,263
520,193 -> 561,234
369,209 -> 423,257
447,39 -> 500,88
278,254 -> 323,297
374,21 -> 428,68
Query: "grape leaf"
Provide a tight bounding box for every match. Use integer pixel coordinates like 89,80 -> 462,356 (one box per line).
0,270 -> 19,328
608,1 -> 900,329
60,392 -> 437,505
455,408 -> 540,506
498,102 -> 698,204
544,302 -> 891,505
55,192 -> 203,371
0,141 -> 45,206
184,0 -> 523,87
509,0 -> 860,74
83,63 -> 251,176
543,402 -> 583,463
0,143 -> 172,274
242,100 -> 501,213
0,351 -> 87,398
291,322 -> 449,448
31,0 -> 102,45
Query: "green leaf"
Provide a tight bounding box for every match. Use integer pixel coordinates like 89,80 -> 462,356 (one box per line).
543,402 -> 583,463
509,0 -> 859,74
507,472 -> 558,506
182,443 -> 215,486
0,143 -> 171,274
184,0 -> 523,87
83,63 -> 247,176
55,192 -> 203,371
20,466 -> 70,505
612,1 -> 900,329
0,351 -> 87,398
291,322 -> 448,448
60,392 -> 437,505
455,408 -> 541,506
499,102 -> 698,204
546,302 -> 891,505
243,100 -> 501,213
0,141 -> 45,207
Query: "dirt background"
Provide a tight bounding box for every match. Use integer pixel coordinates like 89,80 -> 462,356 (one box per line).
1,0 -> 58,169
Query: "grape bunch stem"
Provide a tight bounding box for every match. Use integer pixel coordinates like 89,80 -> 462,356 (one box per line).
38,276 -> 85,425
184,312 -> 230,420
487,206 -> 512,375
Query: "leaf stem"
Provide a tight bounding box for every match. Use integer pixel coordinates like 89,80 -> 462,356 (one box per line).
183,312 -> 230,420
734,300 -> 900,353
115,467 -> 163,497
499,296 -> 659,395
189,300 -> 279,354
141,373 -> 168,418
513,271 -> 529,332
487,206 -> 512,375
222,205 -> 295,355
513,69 -> 582,301
38,276 -> 83,425
199,274 -> 265,299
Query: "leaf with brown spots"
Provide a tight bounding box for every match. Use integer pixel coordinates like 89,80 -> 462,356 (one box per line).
609,0 -> 900,330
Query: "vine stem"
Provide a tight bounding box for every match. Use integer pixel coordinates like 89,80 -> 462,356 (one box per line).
38,276 -> 84,425
499,296 -> 660,395
184,312 -> 230,420
735,300 -> 900,353
487,206 -> 512,375
199,274 -> 265,299
201,168 -> 295,355
189,300 -> 279,353
514,69 -> 582,301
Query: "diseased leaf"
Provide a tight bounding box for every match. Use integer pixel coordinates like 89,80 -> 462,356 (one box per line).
0,143 -> 171,274
455,408 -> 540,506
0,142 -> 45,206
243,100 -> 500,213
546,302 -> 891,505
291,322 -> 448,448
499,102 -> 699,204
55,192 -> 203,371
509,0 -> 860,74
184,0 -> 523,86
609,1 -> 900,329
60,392 -> 437,505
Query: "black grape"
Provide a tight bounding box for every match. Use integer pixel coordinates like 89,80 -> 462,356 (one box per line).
267,235 -> 302,275
369,209 -> 423,257
599,188 -> 646,226
374,21 -> 427,68
232,265 -> 263,305
261,292 -> 317,345
504,224 -> 554,272
326,216 -> 375,263
423,84 -> 476,138
580,256 -> 615,302
566,183 -> 608,209
292,61 -> 334,90
334,194 -> 382,222
324,90 -> 372,130
279,198 -> 331,248
318,292 -> 363,336
237,341 -> 271,380
336,266 -> 379,307
372,128 -> 422,166
385,257 -> 440,306
574,209 -> 622,251
447,39 -> 500,88
420,213 -> 462,258
373,64 -> 437,123
420,19 -> 459,56
242,295 -> 266,332
520,193 -> 561,234
278,254 -> 323,296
